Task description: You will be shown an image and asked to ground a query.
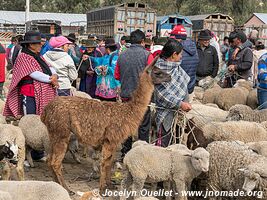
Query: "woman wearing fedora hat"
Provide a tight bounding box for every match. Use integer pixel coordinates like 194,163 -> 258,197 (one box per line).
43,36 -> 78,96
83,38 -> 120,101
4,31 -> 58,118
79,39 -> 102,97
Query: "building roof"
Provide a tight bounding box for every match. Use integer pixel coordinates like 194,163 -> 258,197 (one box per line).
157,14 -> 192,25
252,13 -> 267,24
187,13 -> 233,21
0,10 -> 86,26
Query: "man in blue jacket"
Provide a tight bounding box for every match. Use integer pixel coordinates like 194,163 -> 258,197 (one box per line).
170,24 -> 199,94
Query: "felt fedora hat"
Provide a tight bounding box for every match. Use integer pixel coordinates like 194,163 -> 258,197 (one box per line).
20,31 -> 42,44
198,29 -> 212,40
82,39 -> 98,48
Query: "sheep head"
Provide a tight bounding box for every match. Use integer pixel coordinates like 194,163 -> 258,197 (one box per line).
234,79 -> 253,91
190,147 -> 210,173
238,167 -> 266,196
226,104 -> 252,121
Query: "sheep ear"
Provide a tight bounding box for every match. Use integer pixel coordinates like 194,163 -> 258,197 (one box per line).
13,138 -> 16,145
144,55 -> 159,74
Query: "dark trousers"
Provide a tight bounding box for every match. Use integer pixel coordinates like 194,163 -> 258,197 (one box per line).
21,95 -> 44,160
121,109 -> 151,157
57,89 -> 71,96
96,96 -> 117,102
156,124 -> 172,148
258,88 -> 267,110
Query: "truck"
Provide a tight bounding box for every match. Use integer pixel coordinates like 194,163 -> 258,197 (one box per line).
87,2 -> 157,42
156,14 -> 193,38
26,20 -> 62,36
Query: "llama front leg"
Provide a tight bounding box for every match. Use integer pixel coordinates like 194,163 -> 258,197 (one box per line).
47,137 -> 71,193
99,143 -> 116,194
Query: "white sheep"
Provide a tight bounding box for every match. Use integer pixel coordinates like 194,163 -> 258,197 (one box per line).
186,103 -> 228,129
70,87 -> 92,99
0,115 -> 7,124
18,114 -> 81,168
227,104 -> 267,122
0,191 -> 12,200
0,181 -> 72,200
202,83 -> 222,104
0,99 -> 5,114
214,79 -> 253,110
121,142 -> 210,200
207,141 -> 267,200
0,124 -> 25,181
247,141 -> 267,157
192,86 -> 204,101
246,89 -> 258,109
202,121 -> 267,144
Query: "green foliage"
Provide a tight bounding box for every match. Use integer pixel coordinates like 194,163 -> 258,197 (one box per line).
1,0 -> 267,25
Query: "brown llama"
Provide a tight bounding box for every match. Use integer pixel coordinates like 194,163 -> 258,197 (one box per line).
40,57 -> 171,194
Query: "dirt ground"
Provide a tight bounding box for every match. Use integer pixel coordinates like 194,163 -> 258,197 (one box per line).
24,150 -> 123,200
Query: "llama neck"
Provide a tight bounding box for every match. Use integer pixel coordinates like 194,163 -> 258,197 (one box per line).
128,72 -> 154,111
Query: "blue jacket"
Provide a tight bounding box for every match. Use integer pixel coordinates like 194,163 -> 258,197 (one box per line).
258,53 -> 267,89
181,39 -> 199,94
40,41 -> 52,55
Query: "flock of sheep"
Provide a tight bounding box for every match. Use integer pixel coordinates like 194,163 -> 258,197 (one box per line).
0,76 -> 267,200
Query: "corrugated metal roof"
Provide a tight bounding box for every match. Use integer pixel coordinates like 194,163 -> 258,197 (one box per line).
187,14 -> 210,21
187,13 -> 233,21
157,14 -> 192,25
254,13 -> 267,24
0,10 -> 86,26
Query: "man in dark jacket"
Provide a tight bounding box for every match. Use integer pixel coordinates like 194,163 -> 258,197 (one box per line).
170,24 -> 199,94
196,29 -> 219,83
116,29 -> 154,159
228,31 -> 253,81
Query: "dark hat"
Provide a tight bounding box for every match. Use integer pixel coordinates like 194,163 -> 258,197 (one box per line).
81,39 -> 98,48
105,38 -> 116,48
155,37 -> 168,46
20,31 -> 42,44
198,30 -> 211,40
67,33 -> 76,43
96,35 -> 105,41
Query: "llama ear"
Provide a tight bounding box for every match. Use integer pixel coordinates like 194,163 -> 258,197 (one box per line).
145,55 -> 159,74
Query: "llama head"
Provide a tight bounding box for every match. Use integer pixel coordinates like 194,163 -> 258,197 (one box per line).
144,55 -> 171,85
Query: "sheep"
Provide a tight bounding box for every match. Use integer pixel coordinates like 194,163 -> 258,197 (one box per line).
0,115 -> 6,124
0,99 -> 5,114
247,141 -> 267,157
41,58 -> 172,194
239,163 -> 267,199
215,79 -> 253,110
187,121 -> 267,150
70,87 -> 92,99
0,191 -> 12,200
202,121 -> 267,143
227,104 -> 267,122
207,141 -> 267,200
185,103 -> 228,129
136,198 -> 159,200
0,181 -> 72,200
202,83 -> 222,104
246,89 -> 258,109
121,142 -> 210,200
18,114 -> 81,168
0,124 -> 25,181
192,86 -> 204,101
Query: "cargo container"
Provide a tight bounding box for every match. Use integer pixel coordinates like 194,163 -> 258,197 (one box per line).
187,13 -> 234,43
157,14 -> 193,38
87,2 -> 157,42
